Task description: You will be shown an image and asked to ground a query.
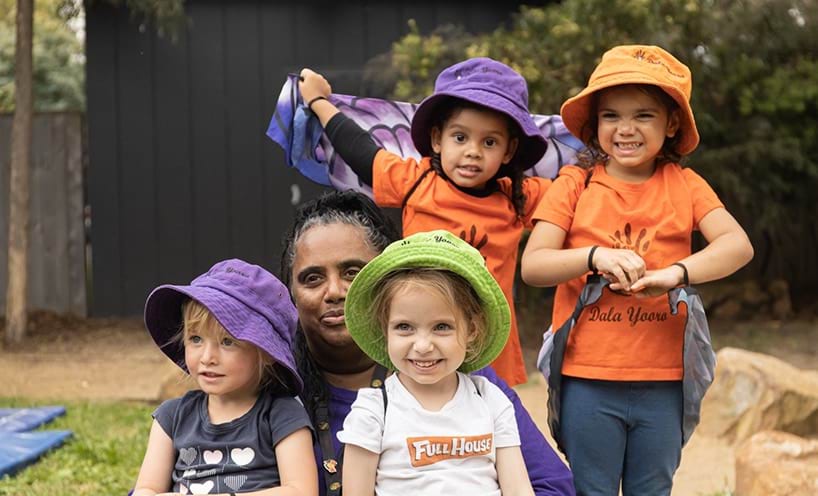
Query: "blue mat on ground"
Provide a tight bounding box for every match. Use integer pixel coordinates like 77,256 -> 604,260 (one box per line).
0,430 -> 73,477
0,407 -> 72,478
0,406 -> 66,432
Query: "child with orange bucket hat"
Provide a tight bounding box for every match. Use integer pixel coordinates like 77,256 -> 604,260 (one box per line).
521,45 -> 754,495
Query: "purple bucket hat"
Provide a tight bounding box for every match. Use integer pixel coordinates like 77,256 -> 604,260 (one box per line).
411,57 -> 547,170
144,258 -> 303,394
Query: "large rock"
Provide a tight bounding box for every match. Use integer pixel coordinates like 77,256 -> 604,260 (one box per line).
699,347 -> 818,444
735,430 -> 818,496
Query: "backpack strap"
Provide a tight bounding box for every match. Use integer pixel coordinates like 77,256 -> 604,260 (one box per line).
314,399 -> 342,495
401,167 -> 434,208
316,364 -> 388,496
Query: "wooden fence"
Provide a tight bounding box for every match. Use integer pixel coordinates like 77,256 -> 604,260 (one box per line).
0,112 -> 87,316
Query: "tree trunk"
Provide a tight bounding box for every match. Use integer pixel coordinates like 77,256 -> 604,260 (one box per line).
5,0 -> 33,346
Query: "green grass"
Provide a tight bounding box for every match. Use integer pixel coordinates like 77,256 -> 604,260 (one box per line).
0,398 -> 155,496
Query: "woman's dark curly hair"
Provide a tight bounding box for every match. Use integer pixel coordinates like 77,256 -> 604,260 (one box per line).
576,84 -> 683,171
279,190 -> 398,421
428,99 -> 528,221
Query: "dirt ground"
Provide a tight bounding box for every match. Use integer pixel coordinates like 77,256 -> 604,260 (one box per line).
1,311 -> 817,495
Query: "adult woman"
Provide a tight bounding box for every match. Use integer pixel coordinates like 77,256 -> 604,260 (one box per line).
280,190 -> 574,496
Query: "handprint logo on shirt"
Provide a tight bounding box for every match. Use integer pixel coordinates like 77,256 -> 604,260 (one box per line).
609,223 -> 651,255
459,225 -> 488,251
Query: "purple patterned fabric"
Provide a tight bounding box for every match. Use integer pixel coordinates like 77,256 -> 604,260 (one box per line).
266,75 -> 584,195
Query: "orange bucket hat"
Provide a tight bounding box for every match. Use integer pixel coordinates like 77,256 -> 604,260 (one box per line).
561,45 -> 700,155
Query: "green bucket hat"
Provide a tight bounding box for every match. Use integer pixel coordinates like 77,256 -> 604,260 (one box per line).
344,230 -> 510,373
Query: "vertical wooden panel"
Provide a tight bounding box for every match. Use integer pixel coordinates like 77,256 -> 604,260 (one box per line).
28,115 -> 58,308
0,113 -> 86,315
294,3 -> 333,67
86,4 -> 123,314
117,10 -> 159,313
328,2 -> 366,71
363,3 -> 401,60
189,3 -> 231,273
154,22 -> 194,285
225,3 -> 265,264
64,114 -> 87,315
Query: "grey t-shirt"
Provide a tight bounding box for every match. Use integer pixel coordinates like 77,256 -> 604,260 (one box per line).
154,389 -> 312,494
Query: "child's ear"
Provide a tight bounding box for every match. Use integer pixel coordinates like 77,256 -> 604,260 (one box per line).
503,137 -> 519,164
431,127 -> 443,154
465,319 -> 480,344
666,110 -> 681,138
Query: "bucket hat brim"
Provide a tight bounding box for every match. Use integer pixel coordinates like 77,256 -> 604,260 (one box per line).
411,91 -> 548,171
561,76 -> 699,155
144,284 -> 303,394
344,232 -> 511,373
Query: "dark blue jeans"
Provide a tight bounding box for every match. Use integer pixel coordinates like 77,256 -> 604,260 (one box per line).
561,377 -> 683,496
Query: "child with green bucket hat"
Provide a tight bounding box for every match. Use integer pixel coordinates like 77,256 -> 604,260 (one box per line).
337,230 -> 534,496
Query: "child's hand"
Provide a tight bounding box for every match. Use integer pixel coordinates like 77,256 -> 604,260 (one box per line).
298,68 -> 331,105
627,265 -> 686,297
593,247 -> 646,292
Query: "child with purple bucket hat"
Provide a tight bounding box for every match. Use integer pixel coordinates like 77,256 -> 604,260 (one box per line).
299,58 -> 551,387
133,259 -> 317,496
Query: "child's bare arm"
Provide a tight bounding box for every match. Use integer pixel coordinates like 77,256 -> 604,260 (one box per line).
496,446 -> 535,496
341,444 -> 379,496
522,220 -> 646,290
132,420 -> 176,496
629,207 -> 753,295
298,68 -> 340,127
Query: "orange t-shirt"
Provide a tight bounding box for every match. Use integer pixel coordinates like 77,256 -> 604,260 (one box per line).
373,150 -> 551,386
532,164 -> 723,381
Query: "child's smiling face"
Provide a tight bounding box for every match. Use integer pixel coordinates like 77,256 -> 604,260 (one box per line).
431,107 -> 518,190
385,284 -> 470,397
596,85 -> 680,181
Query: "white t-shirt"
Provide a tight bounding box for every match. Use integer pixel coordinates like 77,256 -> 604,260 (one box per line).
337,372 -> 520,496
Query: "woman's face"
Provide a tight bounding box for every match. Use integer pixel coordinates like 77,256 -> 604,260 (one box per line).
290,222 -> 380,373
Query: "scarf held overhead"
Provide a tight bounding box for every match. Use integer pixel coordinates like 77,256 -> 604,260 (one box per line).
266,74 -> 584,195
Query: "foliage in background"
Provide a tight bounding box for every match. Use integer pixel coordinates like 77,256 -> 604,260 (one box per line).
0,0 -> 185,112
369,0 -> 818,287
0,0 -> 85,111
0,398 -> 153,495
